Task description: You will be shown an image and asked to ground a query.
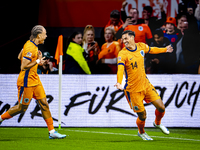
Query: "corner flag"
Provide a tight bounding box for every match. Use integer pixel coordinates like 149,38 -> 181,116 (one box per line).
55,35 -> 63,129
55,35 -> 63,65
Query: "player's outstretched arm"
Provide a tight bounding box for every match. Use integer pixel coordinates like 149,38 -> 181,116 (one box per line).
166,45 -> 173,53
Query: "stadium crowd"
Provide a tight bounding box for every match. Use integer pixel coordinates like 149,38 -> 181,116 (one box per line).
40,0 -> 200,74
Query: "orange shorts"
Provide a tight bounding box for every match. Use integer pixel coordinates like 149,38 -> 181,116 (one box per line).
124,83 -> 160,113
18,84 -> 46,105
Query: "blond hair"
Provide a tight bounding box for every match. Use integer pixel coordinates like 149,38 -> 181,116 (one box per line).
83,25 -> 95,43
105,26 -> 116,41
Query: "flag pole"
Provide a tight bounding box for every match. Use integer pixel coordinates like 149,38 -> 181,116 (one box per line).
58,55 -> 62,129
55,35 -> 63,130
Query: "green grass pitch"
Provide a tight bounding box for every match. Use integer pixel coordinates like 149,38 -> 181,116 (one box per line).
0,127 -> 199,150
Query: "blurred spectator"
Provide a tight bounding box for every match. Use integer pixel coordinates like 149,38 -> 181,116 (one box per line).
178,2 -> 188,15
198,58 -> 200,74
64,32 -> 91,74
82,25 -> 100,73
116,8 -> 152,45
97,27 -> 121,74
182,23 -> 200,74
177,14 -> 188,35
100,10 -> 124,47
37,52 -> 58,74
175,15 -> 188,73
142,4 -> 166,32
145,28 -> 172,74
120,1 -> 144,24
105,10 -> 124,33
163,17 -> 182,73
182,2 -> 200,74
195,0 -> 200,30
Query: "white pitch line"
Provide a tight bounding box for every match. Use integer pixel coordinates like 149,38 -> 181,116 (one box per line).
65,129 -> 200,142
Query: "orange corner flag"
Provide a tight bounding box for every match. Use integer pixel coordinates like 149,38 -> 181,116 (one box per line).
55,35 -> 63,65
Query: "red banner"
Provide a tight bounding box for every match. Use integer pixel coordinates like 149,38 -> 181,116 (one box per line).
38,0 -> 179,27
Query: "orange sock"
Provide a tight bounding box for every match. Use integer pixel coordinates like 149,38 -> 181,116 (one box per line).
45,117 -> 54,131
136,117 -> 145,134
1,111 -> 12,120
155,109 -> 165,125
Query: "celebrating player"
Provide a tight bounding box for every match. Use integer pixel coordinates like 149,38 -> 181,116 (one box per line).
0,25 -> 66,139
114,30 -> 173,140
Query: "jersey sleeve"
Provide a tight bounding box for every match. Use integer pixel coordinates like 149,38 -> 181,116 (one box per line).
140,43 -> 151,53
22,45 -> 36,61
148,47 -> 167,54
117,52 -> 126,84
98,44 -> 106,59
114,42 -> 121,57
145,25 -> 153,39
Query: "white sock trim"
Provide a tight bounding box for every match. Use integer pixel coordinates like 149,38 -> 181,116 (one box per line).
49,129 -> 55,134
0,116 -> 3,122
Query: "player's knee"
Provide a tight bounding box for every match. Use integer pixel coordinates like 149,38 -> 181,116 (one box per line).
157,105 -> 165,113
139,115 -> 146,121
40,102 -> 50,111
137,111 -> 147,121
17,105 -> 28,113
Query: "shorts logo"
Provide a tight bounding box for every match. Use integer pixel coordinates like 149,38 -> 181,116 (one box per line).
134,106 -> 139,111
24,98 -> 29,103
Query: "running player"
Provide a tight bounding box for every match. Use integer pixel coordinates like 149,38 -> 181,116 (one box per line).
0,25 -> 66,139
114,30 -> 173,140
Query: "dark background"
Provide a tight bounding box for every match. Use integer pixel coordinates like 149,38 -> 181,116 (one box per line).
0,0 -> 40,73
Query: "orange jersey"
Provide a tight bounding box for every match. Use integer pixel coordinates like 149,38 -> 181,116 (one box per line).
105,19 -> 124,32
117,42 -> 167,92
98,41 -> 121,59
119,24 -> 152,44
17,40 -> 41,87
87,42 -> 100,62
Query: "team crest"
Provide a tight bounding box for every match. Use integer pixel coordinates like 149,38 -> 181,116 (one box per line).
134,106 -> 139,111
26,52 -> 32,57
118,56 -> 121,61
138,26 -> 143,31
24,98 -> 29,103
140,50 -> 144,57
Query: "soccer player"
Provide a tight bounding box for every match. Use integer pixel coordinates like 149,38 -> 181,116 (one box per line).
114,30 -> 173,140
0,25 -> 66,139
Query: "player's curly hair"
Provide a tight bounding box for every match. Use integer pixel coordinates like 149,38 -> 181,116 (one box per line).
30,25 -> 44,41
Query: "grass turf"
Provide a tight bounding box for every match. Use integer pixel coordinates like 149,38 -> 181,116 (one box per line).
0,127 -> 200,150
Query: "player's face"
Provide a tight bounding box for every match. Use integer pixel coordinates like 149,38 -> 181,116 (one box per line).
122,33 -> 135,48
104,29 -> 113,42
73,34 -> 83,45
38,28 -> 47,44
86,30 -> 94,43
